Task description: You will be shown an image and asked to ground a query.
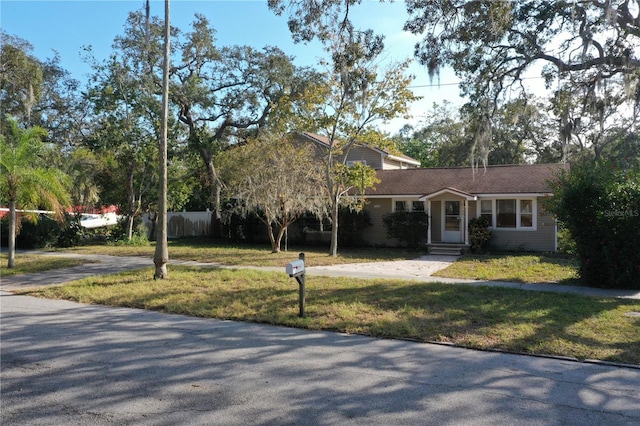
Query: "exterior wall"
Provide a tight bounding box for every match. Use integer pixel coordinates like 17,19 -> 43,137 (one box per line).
487,198 -> 556,252
426,195 -> 555,251
430,200 -> 442,242
346,146 -> 383,169
362,198 -> 393,245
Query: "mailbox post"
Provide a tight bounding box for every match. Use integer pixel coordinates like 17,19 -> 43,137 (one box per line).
286,253 -> 306,317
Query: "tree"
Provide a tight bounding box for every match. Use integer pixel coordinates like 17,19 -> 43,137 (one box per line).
153,0 -> 170,279
220,132 -> 328,253
315,56 -> 415,256
271,0 -> 418,255
1,32 -> 86,148
395,101 -> 470,167
170,14 -> 322,231
84,60 -> 159,241
546,159 -> 640,289
84,8 -> 173,241
31,52 -> 87,150
66,147 -> 102,210
0,117 -> 70,268
0,32 -> 43,125
488,98 -> 556,164
403,0 -> 640,162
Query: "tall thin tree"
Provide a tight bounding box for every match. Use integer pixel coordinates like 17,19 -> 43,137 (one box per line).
153,0 -> 170,279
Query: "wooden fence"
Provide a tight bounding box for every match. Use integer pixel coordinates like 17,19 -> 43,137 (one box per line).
143,211 -> 212,239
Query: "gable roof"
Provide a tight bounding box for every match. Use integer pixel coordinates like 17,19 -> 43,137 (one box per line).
297,131 -> 420,166
366,164 -> 567,197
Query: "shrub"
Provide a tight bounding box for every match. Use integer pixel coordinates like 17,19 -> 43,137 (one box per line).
106,216 -> 149,246
556,225 -> 576,255
382,211 -> 428,249
0,212 -> 83,249
338,207 -> 372,247
469,216 -> 491,253
545,160 -> 640,289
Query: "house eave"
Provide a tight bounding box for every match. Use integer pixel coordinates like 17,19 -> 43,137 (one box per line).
475,193 -> 553,198
419,188 -> 477,201
385,154 -> 421,166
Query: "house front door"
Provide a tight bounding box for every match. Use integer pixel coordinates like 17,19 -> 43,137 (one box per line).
442,200 -> 463,243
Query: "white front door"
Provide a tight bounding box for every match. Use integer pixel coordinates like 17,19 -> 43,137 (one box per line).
442,200 -> 463,243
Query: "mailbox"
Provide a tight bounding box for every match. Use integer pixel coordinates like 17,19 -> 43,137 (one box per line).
286,253 -> 306,318
286,259 -> 305,277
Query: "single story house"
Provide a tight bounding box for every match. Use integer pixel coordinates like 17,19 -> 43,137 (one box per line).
362,163 -> 567,253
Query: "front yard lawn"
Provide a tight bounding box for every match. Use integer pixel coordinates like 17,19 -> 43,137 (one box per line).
433,254 -> 580,284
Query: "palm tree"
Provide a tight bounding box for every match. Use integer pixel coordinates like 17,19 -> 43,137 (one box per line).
0,117 -> 71,268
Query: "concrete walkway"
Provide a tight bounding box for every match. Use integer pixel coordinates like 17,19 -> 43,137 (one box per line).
1,251 -> 640,424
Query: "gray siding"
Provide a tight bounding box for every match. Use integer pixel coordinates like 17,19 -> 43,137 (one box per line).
430,200 -> 442,242
363,198 -> 392,245
488,198 -> 556,252
347,147 -> 382,169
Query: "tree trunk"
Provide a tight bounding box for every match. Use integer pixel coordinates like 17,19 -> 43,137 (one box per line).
273,224 -> 289,254
7,200 -> 16,268
268,225 -> 279,253
329,197 -> 339,257
126,165 -> 135,240
153,0 -> 170,280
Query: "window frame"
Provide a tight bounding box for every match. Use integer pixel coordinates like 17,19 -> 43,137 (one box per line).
476,197 -> 537,231
392,198 -> 425,213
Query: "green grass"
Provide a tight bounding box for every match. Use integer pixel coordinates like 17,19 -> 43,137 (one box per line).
433,254 -> 580,284
52,239 -> 419,267
0,254 -> 95,277
21,265 -> 640,365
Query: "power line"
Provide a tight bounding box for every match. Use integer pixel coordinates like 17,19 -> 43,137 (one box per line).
409,75 -> 545,89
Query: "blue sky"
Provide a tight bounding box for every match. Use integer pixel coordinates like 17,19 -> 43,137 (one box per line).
1,0 -> 464,133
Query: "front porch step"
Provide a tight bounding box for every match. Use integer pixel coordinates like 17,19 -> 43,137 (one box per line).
427,244 -> 468,256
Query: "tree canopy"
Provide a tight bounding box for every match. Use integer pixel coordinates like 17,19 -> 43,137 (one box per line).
404,0 -> 640,162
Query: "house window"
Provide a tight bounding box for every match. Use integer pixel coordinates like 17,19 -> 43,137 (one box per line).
480,200 -> 493,223
491,198 -> 536,230
412,201 -> 425,212
395,201 -> 408,212
346,160 -> 366,167
393,199 -> 424,213
520,200 -> 533,228
497,200 -> 516,228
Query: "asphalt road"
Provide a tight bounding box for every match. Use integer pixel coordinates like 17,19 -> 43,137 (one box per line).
2,290 -> 640,425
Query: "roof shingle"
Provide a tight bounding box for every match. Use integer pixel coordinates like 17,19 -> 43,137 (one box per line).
366,164 -> 567,196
